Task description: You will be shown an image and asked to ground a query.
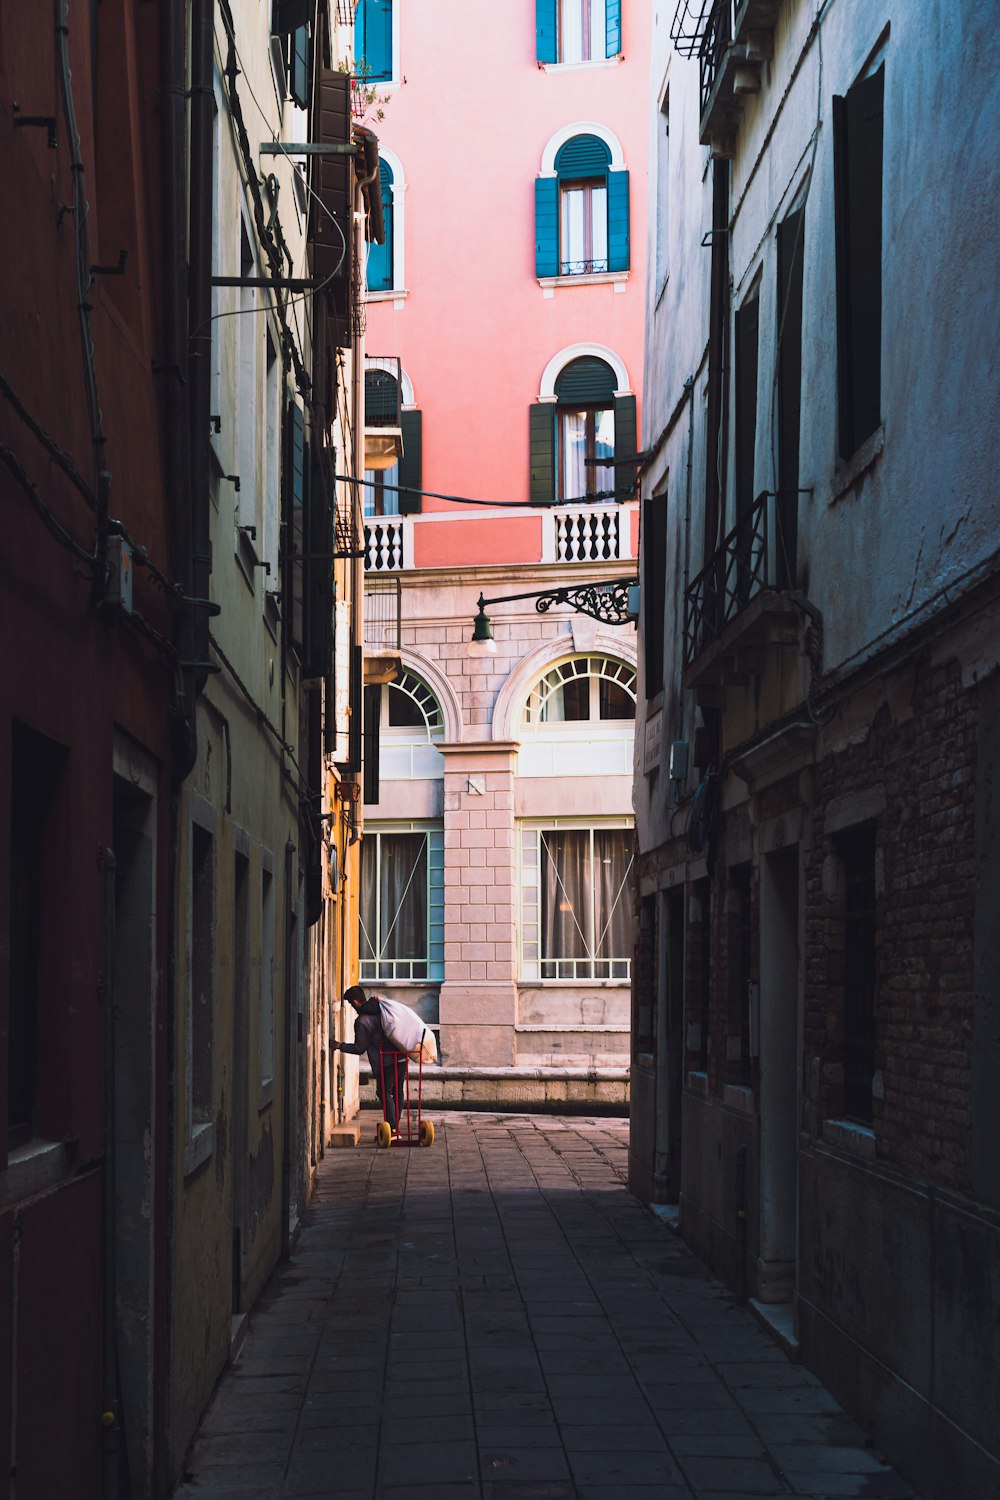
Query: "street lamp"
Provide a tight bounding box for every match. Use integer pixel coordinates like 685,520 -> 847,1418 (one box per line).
467,578 -> 639,657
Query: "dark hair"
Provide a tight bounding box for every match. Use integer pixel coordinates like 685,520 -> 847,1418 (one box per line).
343,984 -> 367,1007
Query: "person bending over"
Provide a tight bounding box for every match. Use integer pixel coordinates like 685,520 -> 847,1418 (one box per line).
331,984 -> 407,1132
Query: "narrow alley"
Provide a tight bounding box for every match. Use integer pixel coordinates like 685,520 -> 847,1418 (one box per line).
174,1114 -> 916,1500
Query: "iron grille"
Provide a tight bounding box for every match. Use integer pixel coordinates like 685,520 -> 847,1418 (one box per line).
560,258 -> 610,276
364,356 -> 402,427
334,477 -> 363,559
363,577 -> 402,651
669,0 -> 738,112
669,0 -> 718,55
683,488 -> 770,665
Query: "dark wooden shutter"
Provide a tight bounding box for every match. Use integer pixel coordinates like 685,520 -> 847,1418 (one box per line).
535,177 -> 559,278
606,0 -> 621,57
284,401 -> 306,656
363,686 -> 381,806
556,357 -> 617,404
613,393 -> 638,497
529,402 -> 555,505
398,410 -> 423,512
834,65 -> 884,458
290,25 -> 309,109
734,290 -> 760,609
304,443 -> 334,679
776,207 -> 804,587
312,69 -> 353,343
607,170 -> 630,272
642,490 -> 667,698
536,0 -> 557,63
273,0 -> 311,32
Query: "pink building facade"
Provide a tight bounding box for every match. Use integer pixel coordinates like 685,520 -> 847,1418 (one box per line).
356,0 -> 651,1100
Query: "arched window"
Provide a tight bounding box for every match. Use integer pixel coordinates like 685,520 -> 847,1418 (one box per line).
366,159 -> 393,292
386,671 -> 444,739
535,133 -> 629,280
529,356 -> 636,506
523,655 -> 636,726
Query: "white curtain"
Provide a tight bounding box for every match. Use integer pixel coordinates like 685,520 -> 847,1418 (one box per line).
560,410 -> 588,501
360,833 -> 427,975
540,828 -> 633,977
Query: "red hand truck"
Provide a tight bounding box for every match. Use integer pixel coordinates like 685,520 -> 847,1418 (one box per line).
375,1044 -> 435,1148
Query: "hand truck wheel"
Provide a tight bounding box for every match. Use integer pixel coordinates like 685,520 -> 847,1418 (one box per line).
376,1120 -> 394,1148
419,1119 -> 435,1147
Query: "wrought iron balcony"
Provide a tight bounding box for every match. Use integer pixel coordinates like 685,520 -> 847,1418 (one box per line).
669,0 -> 780,156
363,577 -> 402,652
683,489 -> 802,679
559,258 -> 610,277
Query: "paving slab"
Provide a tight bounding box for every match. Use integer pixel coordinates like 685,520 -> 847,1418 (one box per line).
172,1113 -> 920,1500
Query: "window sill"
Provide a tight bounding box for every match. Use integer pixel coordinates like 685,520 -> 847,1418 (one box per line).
821,1117 -> 876,1160
1,1137 -> 74,1208
259,1077 -> 275,1112
827,423 -> 885,505
367,288 -> 408,307
686,1069 -> 709,1097
538,270 -> 629,298
235,528 -> 259,594
185,1121 -> 214,1179
518,978 -> 631,988
724,1083 -> 756,1115
538,57 -> 621,74
264,590 -> 281,643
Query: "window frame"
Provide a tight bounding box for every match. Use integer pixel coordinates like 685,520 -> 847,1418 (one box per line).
359,822 -> 445,983
519,819 -> 635,984
522,655 -> 637,729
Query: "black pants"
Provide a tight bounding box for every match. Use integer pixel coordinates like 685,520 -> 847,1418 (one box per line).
368,1045 -> 407,1129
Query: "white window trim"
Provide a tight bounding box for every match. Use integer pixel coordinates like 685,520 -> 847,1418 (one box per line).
518,817 -> 634,985
374,144 -> 406,294
538,342 -> 631,400
351,0 -> 403,89
538,269 -> 629,296
539,120 -> 626,177
539,57 -> 620,75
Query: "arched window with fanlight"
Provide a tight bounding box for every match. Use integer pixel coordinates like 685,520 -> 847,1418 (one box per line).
518,654 -> 636,777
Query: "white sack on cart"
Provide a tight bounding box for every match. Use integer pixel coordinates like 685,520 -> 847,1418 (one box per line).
378,998 -> 438,1064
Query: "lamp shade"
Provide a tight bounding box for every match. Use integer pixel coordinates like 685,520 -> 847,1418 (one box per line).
468,600 -> 497,657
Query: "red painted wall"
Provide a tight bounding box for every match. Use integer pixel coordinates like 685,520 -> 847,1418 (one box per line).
1,3 -> 173,1493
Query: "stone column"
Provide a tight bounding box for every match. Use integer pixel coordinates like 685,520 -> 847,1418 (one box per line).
437,742 -> 519,1066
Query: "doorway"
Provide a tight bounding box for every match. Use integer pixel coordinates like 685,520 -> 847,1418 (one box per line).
758,846 -> 800,1305
111,752 -> 157,1497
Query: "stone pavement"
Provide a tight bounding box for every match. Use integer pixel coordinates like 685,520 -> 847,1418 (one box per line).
174,1114 -> 918,1500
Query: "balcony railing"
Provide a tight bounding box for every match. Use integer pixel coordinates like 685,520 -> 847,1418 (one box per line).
699,0 -> 736,114
364,577 -> 402,651
551,503 -> 628,564
684,489 -> 770,666
364,516 -> 406,571
559,258 -> 610,277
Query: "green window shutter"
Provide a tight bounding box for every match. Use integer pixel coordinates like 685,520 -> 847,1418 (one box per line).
534,177 -> 559,278
536,0 -> 557,63
554,134 -> 611,179
398,409 -> 422,513
606,0 -> 621,56
290,25 -> 309,108
363,685 -> 381,806
554,357 -> 617,404
613,393 -> 638,497
529,403 -> 555,506
305,443 -> 334,679
608,169 -> 630,272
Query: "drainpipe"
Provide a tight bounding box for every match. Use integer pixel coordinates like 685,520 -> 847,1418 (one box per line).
702,156 -> 730,766
281,840 -> 295,1259
162,0 -> 196,778
681,375 -> 695,727
189,0 -> 215,693
101,848 -> 121,1498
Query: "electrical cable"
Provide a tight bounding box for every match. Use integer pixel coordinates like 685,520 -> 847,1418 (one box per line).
0,443 -> 94,562
209,629 -> 308,789
0,370 -> 96,510
337,473 -> 637,510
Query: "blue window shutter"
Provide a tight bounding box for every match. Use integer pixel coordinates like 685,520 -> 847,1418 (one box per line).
367,165 -> 393,290
356,0 -> 392,82
555,134 -> 611,179
536,0 -> 557,63
606,0 -> 621,56
535,177 -> 559,278
530,403 -> 555,505
608,169 -> 630,272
